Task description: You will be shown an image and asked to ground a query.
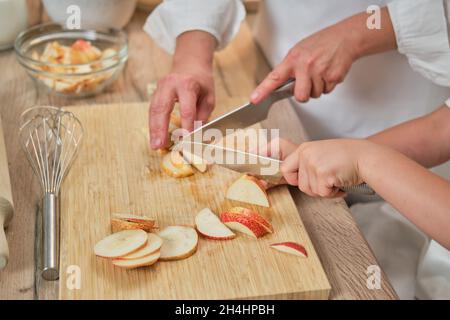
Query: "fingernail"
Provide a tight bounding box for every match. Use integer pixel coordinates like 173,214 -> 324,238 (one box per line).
152,138 -> 161,148
250,91 -> 259,102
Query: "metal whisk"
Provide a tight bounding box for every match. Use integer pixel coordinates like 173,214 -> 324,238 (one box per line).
19,106 -> 83,280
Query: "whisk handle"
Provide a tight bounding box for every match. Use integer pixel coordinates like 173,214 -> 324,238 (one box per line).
42,193 -> 60,281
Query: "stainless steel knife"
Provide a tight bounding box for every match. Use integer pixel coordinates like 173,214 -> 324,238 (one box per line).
182,79 -> 296,142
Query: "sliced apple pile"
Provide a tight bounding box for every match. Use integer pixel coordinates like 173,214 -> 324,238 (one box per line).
111,233 -> 163,268
112,251 -> 160,269
116,233 -> 163,260
111,213 -> 156,233
94,230 -> 164,269
226,174 -> 270,207
161,151 -> 195,178
195,208 -> 235,240
94,229 -> 149,258
220,207 -> 273,239
270,242 -> 308,258
158,226 -> 198,261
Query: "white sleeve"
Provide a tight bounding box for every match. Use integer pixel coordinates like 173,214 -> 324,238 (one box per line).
143,0 -> 246,54
446,98 -> 450,107
388,0 -> 450,86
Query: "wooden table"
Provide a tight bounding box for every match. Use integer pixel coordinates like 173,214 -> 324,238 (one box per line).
0,9 -> 397,300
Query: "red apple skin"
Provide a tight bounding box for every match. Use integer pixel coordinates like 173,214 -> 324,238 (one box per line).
220,212 -> 269,238
196,229 -> 236,241
270,242 -> 308,257
228,207 -> 274,233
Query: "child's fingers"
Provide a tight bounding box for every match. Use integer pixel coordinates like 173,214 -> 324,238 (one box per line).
280,149 -> 300,185
297,157 -> 314,196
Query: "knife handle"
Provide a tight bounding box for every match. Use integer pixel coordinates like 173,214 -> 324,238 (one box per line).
340,183 -> 376,196
275,78 -> 295,92
270,79 -> 295,103
268,178 -> 376,196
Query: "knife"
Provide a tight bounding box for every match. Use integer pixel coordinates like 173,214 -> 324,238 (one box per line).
182,79 -> 296,142
179,141 -> 376,195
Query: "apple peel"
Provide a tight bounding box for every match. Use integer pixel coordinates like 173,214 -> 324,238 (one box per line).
111,213 -> 156,233
270,242 -> 308,258
220,212 -> 269,238
228,207 -> 273,234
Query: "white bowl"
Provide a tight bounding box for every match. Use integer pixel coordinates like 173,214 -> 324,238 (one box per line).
43,0 -> 137,30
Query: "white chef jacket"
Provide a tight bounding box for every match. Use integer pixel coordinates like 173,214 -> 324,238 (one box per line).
144,0 -> 450,299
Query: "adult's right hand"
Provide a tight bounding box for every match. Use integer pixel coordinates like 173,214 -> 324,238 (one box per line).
149,31 -> 216,149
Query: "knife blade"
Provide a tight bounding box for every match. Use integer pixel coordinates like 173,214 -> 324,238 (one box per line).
178,141 -> 376,195
181,79 -> 296,143
178,141 -> 285,184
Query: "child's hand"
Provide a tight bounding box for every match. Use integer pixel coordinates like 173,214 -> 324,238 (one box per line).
281,139 -> 369,198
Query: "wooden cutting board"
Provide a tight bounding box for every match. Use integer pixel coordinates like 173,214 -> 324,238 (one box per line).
59,99 -> 330,299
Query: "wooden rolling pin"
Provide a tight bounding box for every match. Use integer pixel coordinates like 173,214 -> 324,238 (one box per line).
0,117 -> 14,269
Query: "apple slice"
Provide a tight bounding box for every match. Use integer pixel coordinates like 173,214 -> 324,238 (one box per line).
158,226 -> 198,261
161,152 -> 195,178
195,208 -> 235,240
111,213 -> 156,233
94,229 -> 148,258
112,251 -> 160,269
226,174 -> 270,207
181,149 -> 208,173
157,147 -> 170,156
220,212 -> 269,238
228,207 -> 273,233
270,242 -> 308,258
170,150 -> 190,169
116,233 -> 163,260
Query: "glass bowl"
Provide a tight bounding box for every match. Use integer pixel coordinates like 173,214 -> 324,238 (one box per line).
14,23 -> 128,98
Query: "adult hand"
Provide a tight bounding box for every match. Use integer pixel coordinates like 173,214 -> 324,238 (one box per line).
149,31 -> 216,149
250,7 -> 396,104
